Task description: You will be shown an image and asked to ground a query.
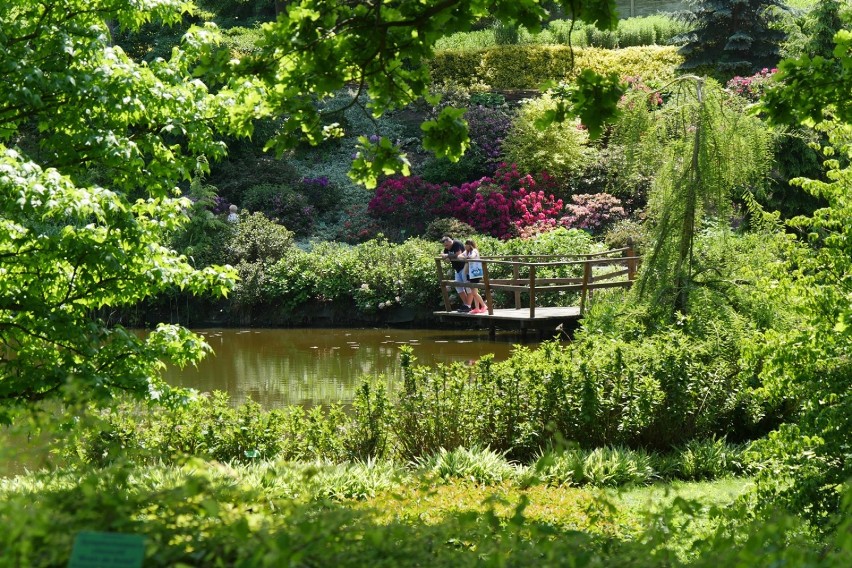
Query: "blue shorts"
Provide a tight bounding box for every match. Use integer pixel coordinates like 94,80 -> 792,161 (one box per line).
454,270 -> 467,293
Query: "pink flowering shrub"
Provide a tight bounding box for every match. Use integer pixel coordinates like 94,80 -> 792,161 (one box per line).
560,193 -> 626,234
726,68 -> 777,102
445,163 -> 563,239
367,175 -> 451,238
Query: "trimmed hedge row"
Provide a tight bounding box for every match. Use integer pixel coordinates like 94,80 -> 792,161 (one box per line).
430,45 -> 682,90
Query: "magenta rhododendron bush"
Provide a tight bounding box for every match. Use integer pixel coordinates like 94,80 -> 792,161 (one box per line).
726,68 -> 777,102
369,164 -> 565,240
445,164 -> 563,239
368,176 -> 451,234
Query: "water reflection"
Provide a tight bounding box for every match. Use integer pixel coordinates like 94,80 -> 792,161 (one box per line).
164,328 -> 543,408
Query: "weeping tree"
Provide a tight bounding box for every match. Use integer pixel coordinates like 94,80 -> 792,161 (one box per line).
613,77 -> 774,320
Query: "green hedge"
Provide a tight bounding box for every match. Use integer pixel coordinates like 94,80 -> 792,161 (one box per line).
430,45 -> 682,90
434,15 -> 690,52
247,229 -> 598,314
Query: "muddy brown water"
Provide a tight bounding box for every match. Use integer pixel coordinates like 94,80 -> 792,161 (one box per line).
163,327 -> 543,407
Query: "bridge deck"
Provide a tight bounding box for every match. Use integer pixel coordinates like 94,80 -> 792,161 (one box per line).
434,306 -> 581,322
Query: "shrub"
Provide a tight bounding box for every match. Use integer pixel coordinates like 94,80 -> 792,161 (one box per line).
225,212 -> 294,308
675,437 -> 744,481
367,176 -> 451,238
541,447 -> 656,487
225,212 -> 293,265
299,175 -> 342,213
335,202 -> 382,244
263,246 -> 315,313
560,193 -> 627,234
241,183 -> 316,236
209,152 -> 301,206
417,102 -> 513,185
170,177 -> 231,268
345,382 -> 391,460
602,219 -> 648,252
726,68 -> 778,102
414,446 -> 518,485
422,217 -> 478,242
502,95 -> 592,189
435,15 -> 691,52
444,163 -> 564,239
430,45 -> 682,91
493,20 -> 519,45
464,104 -> 513,168
574,144 -> 652,212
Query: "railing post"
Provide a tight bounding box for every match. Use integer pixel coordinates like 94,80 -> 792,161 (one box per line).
625,237 -> 637,281
512,258 -> 521,309
435,258 -> 451,311
579,260 -> 592,315
482,260 -> 494,315
529,265 -> 536,319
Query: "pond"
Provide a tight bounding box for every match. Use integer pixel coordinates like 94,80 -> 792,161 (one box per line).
1,327 -> 546,477
163,327 -> 543,408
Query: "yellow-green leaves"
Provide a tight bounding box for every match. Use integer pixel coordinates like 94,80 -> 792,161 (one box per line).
349,136 -> 411,189
420,107 -> 470,162
565,70 -> 625,139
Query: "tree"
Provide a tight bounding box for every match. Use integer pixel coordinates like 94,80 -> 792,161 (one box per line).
613,78 -> 773,319
0,1 -> 238,418
802,0 -> 846,60
752,18 -> 852,529
216,0 -> 625,187
676,0 -> 787,78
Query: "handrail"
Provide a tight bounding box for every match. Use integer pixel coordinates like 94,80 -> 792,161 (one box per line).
436,247 -> 641,317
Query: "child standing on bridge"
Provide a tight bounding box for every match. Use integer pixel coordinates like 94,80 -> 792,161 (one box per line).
464,239 -> 488,314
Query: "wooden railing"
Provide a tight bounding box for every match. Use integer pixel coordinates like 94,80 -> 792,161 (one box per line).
435,247 -> 640,318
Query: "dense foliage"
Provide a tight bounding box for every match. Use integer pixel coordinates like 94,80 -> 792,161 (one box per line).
676,0 -> 786,77
613,78 -> 774,317
430,45 -> 682,90
3,457 -> 850,567
3,0 -> 852,565
0,1 -> 239,415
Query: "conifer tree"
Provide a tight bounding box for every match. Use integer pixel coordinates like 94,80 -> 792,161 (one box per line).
676,0 -> 787,77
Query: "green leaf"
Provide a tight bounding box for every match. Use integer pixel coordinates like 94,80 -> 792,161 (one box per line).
569,70 -> 625,139
420,106 -> 470,162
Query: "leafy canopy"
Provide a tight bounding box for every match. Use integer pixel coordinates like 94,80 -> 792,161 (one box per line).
215,0 -> 624,186
751,16 -> 852,527
0,0 -> 239,417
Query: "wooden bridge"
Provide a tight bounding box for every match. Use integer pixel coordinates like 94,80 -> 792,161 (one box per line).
434,246 -> 640,335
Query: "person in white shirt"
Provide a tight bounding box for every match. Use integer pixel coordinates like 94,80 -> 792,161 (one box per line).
464,239 -> 488,314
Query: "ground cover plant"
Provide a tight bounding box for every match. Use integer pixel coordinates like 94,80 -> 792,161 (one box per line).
1,451 -> 850,567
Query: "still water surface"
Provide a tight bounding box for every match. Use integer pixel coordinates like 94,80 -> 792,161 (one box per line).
165,328 -> 542,408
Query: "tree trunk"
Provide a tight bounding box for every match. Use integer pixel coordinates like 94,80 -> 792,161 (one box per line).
674,78 -> 704,314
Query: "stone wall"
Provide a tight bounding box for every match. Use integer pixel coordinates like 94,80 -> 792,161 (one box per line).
616,0 -> 688,18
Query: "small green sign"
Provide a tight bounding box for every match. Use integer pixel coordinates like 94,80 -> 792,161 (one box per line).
68,531 -> 145,568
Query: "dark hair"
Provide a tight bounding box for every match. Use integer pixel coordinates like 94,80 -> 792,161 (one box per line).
464,239 -> 477,248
